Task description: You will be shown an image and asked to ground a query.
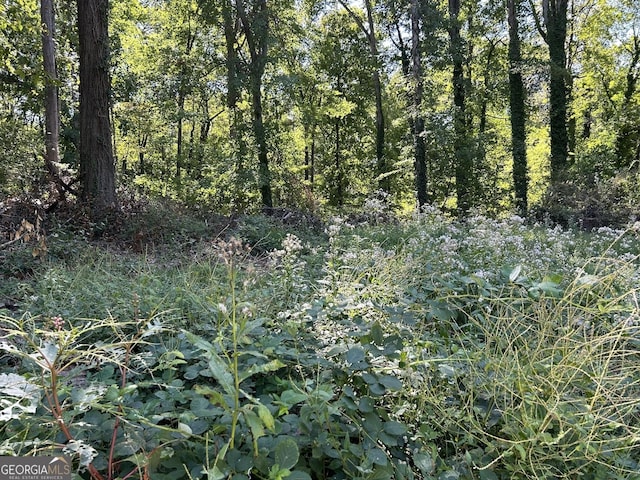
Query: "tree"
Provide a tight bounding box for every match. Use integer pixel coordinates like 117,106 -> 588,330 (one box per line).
77,0 -> 117,213
235,0 -> 274,208
41,0 -> 60,168
448,0 -> 473,214
532,0 -> 569,179
411,0 -> 428,207
508,0 -> 528,215
612,8 -> 640,167
336,0 -> 388,192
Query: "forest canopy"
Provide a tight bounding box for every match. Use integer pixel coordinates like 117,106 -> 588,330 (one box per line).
1,0 -> 639,224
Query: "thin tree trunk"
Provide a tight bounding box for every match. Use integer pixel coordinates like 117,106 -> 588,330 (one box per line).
508,0 -> 528,216
448,0 -> 471,215
138,133 -> 148,174
614,36 -> 639,167
337,0 -> 387,192
334,119 -> 343,206
250,73 -> 273,207
411,0 -> 428,207
77,0 -> 117,214
40,0 -> 60,167
177,93 -> 184,180
310,133 -> 316,190
235,0 -> 273,208
222,0 -> 246,179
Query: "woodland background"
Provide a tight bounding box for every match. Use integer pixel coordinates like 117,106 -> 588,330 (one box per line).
0,0 -> 639,224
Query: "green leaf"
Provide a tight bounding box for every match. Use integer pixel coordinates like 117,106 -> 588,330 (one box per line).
243,409 -> 265,440
275,438 -> 299,470
177,422 -> 192,437
479,469 -> 499,480
239,359 -> 285,382
438,471 -> 460,480
438,364 -> 456,378
287,472 -> 312,480
279,390 -> 307,407
184,331 -> 234,395
257,403 -> 275,431
0,373 -> 40,421
509,265 -> 522,282
413,452 -> 434,475
41,342 -> 59,365
206,354 -> 235,396
366,447 -> 388,466
206,466 -> 226,480
346,346 -> 365,364
358,396 -> 375,413
370,321 -> 384,345
514,443 -> 527,461
378,374 -> 402,391
383,421 -> 407,436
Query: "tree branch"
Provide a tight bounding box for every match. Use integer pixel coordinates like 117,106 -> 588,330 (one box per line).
528,0 -> 547,43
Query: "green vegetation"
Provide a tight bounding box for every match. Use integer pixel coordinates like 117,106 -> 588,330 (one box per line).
1,0 -> 640,476
2,207 -> 639,479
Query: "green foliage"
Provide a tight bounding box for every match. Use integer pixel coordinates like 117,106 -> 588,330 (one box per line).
2,211 -> 640,478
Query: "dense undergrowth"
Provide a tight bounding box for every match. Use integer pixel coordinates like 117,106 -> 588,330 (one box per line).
1,204 -> 640,479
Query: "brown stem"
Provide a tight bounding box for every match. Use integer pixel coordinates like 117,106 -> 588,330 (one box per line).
45,367 -> 105,480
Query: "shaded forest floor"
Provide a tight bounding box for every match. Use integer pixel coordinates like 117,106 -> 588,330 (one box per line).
1,196 -> 640,479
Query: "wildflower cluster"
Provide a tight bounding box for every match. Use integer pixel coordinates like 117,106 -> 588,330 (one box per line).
214,236 -> 250,265
50,315 -> 65,331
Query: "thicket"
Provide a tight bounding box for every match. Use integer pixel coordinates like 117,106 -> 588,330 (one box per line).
1,203 -> 639,479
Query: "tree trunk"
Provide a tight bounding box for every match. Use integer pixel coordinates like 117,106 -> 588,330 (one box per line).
177,93 -> 184,180
614,37 -> 639,167
77,0 -> 117,214
448,0 -> 471,215
250,72 -> 273,208
235,0 -> 273,208
41,0 -> 59,168
222,0 -> 246,177
411,0 -> 428,207
337,0 -> 387,192
508,0 -> 528,216
544,0 -> 569,179
334,119 -> 343,206
138,133 -> 148,174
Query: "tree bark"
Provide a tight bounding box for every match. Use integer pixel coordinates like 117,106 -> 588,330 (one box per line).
235,0 -> 273,208
543,0 -> 569,179
334,119 -> 343,206
77,0 -> 117,214
448,0 -> 472,215
508,0 -> 528,216
41,0 -> 60,167
614,35 -> 640,167
411,0 -> 428,207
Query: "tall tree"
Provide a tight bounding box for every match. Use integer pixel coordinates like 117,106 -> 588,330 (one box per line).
508,0 -> 528,215
448,0 -> 472,214
411,0 -> 427,207
613,31 -> 640,167
235,0 -> 273,208
40,0 -> 59,167
336,0 -> 388,192
221,0 -> 248,185
532,0 -> 569,179
77,0 -> 117,213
